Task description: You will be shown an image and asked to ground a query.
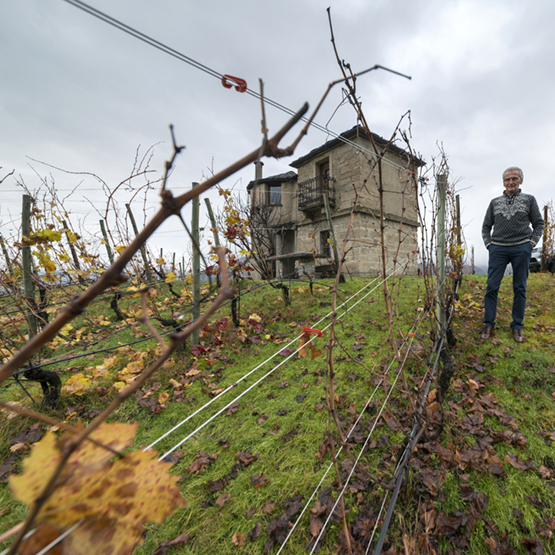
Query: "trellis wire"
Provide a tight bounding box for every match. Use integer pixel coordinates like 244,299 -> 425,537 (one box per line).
369,278 -> 460,553
145,264 -> 396,454
151,255 -> 416,459
277,310 -> 426,555
308,330 -> 420,553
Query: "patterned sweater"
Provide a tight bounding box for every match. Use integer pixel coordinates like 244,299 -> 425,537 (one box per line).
482,190 -> 544,248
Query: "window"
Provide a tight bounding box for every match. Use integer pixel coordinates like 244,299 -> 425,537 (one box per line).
268,185 -> 281,205
320,230 -> 331,257
318,160 -> 330,181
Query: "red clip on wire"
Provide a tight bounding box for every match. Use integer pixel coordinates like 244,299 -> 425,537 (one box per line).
222,74 -> 247,93
303,327 -> 322,337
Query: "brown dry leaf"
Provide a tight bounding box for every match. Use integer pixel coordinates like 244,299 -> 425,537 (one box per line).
247,522 -> 262,542
257,414 -> 269,425
226,401 -> 239,416
262,501 -> 275,514
187,452 -> 217,474
505,453 -> 534,471
9,442 -> 29,454
216,493 -> 231,507
236,452 -> 259,466
311,348 -> 322,360
298,332 -> 322,360
232,532 -> 246,547
158,392 -> 169,404
11,422 -> 185,555
151,533 -> 190,555
250,474 -> 270,489
538,465 -> 554,479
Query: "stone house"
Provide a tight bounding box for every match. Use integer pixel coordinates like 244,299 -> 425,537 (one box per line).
247,125 -> 423,279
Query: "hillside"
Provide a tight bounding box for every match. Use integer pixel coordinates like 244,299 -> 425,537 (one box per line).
1,272 -> 555,554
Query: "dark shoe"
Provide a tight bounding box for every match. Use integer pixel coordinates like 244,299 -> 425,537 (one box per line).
512,328 -> 524,343
479,326 -> 494,340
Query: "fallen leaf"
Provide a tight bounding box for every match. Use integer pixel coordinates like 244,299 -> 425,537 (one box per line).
226,401 -> 239,416
151,533 -> 190,555
216,493 -> 231,507
257,414 -> 269,425
247,522 -> 262,542
187,452 -> 217,474
250,474 -> 270,489
262,501 -> 275,514
9,442 -> 29,454
236,452 -> 259,467
232,532 -> 246,547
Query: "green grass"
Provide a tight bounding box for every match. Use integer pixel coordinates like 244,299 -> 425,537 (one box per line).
1,273 -> 555,554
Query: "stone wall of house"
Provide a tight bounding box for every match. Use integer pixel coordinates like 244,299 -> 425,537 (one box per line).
295,211 -> 418,277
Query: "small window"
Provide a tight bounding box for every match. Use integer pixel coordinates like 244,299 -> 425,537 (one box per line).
319,161 -> 330,181
320,230 -> 331,257
268,185 -> 281,205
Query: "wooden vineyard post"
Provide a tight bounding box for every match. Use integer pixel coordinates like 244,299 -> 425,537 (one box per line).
126,203 -> 153,284
0,234 -> 14,276
192,183 -> 201,346
542,205 -> 548,273
99,219 -> 114,265
323,191 -> 343,281
21,195 -> 37,337
436,174 -> 447,331
204,198 -> 221,246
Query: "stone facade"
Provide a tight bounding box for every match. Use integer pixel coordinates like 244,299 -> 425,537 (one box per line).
247,126 -> 423,278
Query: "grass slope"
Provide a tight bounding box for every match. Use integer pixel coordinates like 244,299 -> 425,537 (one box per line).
0,273 -> 554,554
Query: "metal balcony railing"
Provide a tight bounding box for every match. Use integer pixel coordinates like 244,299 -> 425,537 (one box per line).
298,175 -> 336,211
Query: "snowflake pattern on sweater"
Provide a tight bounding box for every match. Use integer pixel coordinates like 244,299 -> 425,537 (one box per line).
481,190 -> 544,248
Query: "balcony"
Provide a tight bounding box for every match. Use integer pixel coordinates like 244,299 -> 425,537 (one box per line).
298,175 -> 336,213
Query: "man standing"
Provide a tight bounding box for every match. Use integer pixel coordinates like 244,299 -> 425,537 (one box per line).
480,167 -> 544,342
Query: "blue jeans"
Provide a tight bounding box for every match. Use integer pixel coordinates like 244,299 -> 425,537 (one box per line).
483,242 -> 532,330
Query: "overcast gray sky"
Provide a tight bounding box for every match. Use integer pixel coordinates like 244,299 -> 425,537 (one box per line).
1,0 -> 553,270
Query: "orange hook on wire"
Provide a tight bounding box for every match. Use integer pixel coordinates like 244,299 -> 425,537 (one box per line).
221,74 -> 247,93
302,327 -> 322,337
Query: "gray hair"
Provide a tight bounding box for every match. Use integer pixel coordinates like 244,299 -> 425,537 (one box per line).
503,166 -> 523,180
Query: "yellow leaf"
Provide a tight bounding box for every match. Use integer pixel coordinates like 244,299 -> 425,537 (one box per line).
114,245 -> 126,254
11,423 -> 185,555
118,360 -> 143,376
61,374 -> 92,396
165,272 -> 176,283
158,392 -> 169,404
